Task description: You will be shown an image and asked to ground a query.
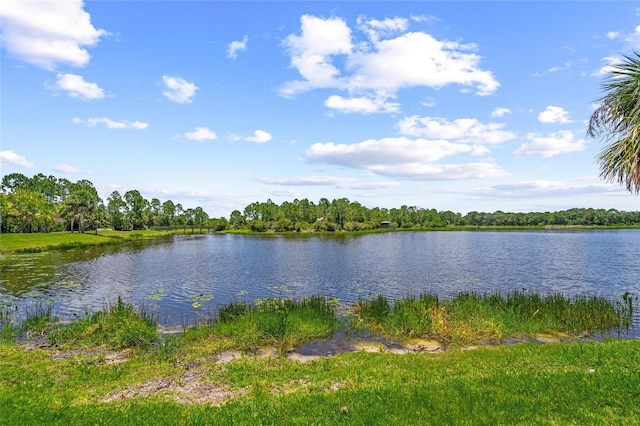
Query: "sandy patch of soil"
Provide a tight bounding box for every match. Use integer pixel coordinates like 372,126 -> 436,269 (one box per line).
101,369 -> 247,405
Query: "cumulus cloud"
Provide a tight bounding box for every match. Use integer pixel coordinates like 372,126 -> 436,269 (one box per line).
357,16 -> 409,43
491,107 -> 511,118
72,117 -> 149,129
227,35 -> 248,59
51,73 -> 104,100
514,130 -> 587,157
397,116 -> 516,145
162,75 -> 198,103
245,130 -> 272,143
54,163 -> 80,174
280,15 -> 353,97
0,0 -> 107,69
305,136 -> 507,180
0,150 -> 34,169
260,175 -> 399,190
538,106 -> 572,124
280,14 -> 499,111
184,127 -> 217,141
324,95 -> 400,114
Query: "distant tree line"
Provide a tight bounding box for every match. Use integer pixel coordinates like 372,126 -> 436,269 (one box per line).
2,173 -> 639,234
230,199 -> 640,232
0,173 -> 224,233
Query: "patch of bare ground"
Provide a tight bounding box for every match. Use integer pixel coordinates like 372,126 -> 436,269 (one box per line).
101,369 -> 247,405
215,347 -> 280,364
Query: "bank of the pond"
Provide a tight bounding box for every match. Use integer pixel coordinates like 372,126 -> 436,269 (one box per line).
3,224 -> 639,255
1,294 -> 637,424
0,229 -> 209,254
1,335 -> 639,425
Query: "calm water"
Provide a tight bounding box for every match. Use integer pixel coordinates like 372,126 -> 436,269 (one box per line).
1,230 -> 639,328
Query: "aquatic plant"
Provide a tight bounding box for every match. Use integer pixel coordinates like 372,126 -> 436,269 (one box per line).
187,296 -> 340,351
353,291 -> 633,345
49,296 -> 158,349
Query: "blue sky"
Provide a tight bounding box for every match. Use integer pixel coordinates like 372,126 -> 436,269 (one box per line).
2,1 -> 640,218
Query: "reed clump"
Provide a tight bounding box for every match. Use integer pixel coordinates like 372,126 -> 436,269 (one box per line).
49,296 -> 158,349
353,291 -> 633,345
185,296 -> 341,352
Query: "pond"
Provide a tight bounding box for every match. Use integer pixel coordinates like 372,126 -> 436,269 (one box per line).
2,230 -> 639,331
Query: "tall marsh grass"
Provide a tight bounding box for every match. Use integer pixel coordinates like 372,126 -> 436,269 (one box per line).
186,296 -> 341,351
353,291 -> 633,345
49,296 -> 158,349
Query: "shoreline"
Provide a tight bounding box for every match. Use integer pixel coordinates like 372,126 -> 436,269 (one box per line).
2,224 -> 639,255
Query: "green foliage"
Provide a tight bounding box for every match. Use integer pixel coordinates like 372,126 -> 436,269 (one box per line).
49,296 -> 158,349
354,291 -> 633,345
207,296 -> 340,351
355,294 -> 391,326
588,51 -> 640,194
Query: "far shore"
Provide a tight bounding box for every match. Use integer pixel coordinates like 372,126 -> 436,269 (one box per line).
2,224 -> 639,255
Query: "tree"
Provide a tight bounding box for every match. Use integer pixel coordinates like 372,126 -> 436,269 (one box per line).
588,51 -> 640,194
124,190 -> 148,230
63,189 -> 99,233
162,200 -> 176,226
107,191 -> 127,230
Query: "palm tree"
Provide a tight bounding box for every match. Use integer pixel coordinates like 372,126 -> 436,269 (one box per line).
588,51 -> 640,194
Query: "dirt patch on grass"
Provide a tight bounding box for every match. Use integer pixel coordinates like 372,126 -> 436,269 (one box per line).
101,369 -> 247,405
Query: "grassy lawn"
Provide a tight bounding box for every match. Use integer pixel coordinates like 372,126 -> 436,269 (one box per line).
1,295 -> 638,425
0,230 -> 181,253
1,338 -> 639,425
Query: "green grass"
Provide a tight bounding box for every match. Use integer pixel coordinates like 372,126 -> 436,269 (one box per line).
0,292 -> 638,424
0,229 -> 187,254
353,291 -> 633,346
48,297 -> 158,350
1,337 -> 639,425
185,296 -> 341,353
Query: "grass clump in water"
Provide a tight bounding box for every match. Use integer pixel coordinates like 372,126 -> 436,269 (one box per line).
186,296 -> 340,352
49,296 -> 158,349
354,291 -> 633,345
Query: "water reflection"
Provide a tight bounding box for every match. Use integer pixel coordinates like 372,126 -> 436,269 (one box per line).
1,230 -> 639,329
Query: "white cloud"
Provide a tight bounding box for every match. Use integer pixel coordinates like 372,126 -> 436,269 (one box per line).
491,107 -> 511,118
260,175 -> 399,190
305,136 -> 507,180
280,15 -> 499,104
624,25 -> 640,48
0,150 -> 34,169
538,106 -> 572,124
73,117 -> 149,129
397,116 -> 516,145
593,56 -> 621,77
184,127 -> 217,141
227,35 -> 248,59
548,61 -> 574,73
324,95 -> 400,114
0,0 -> 107,69
280,15 -> 353,97
347,33 -> 497,96
245,130 -> 272,143
52,73 -> 104,100
514,130 -> 588,157
54,163 -> 80,174
369,162 -> 508,180
606,31 -> 620,40
357,16 -> 409,43
162,75 -> 198,103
